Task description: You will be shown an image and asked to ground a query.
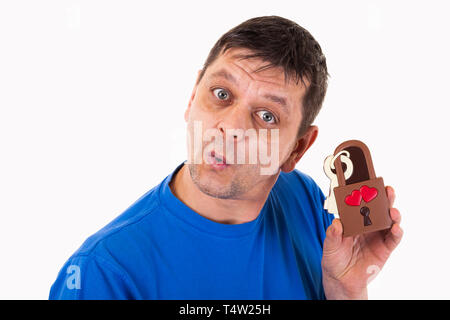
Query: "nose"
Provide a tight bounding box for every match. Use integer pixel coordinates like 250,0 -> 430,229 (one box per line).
217,104 -> 251,143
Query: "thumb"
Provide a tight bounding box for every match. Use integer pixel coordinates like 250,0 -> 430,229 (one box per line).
323,218 -> 343,254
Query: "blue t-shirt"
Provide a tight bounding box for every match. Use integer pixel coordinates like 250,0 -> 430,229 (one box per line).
49,161 -> 334,300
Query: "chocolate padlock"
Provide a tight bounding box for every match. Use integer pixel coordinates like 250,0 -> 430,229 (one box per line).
332,140 -> 393,237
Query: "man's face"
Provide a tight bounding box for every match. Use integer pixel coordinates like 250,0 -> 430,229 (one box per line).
184,47 -> 307,200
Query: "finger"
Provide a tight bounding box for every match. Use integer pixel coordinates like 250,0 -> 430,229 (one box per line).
386,185 -> 396,208
384,223 -> 403,252
323,218 -> 343,254
332,218 -> 343,238
389,207 -> 401,225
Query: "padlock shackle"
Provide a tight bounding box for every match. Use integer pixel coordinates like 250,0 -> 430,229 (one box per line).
333,140 -> 377,186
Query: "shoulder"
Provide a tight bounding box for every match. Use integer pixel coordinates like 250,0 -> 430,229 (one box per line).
273,168 -> 334,239
49,245 -> 147,299
275,168 -> 325,205
71,185 -> 162,258
49,184 -> 166,299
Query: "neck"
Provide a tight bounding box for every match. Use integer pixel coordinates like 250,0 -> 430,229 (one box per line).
169,163 -> 279,225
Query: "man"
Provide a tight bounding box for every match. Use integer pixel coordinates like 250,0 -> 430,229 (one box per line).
49,16 -> 403,300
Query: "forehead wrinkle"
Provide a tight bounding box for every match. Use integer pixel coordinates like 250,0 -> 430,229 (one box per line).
229,60 -> 290,91
222,48 -> 287,85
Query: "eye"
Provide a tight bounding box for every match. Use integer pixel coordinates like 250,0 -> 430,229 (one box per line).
256,110 -> 276,124
213,88 -> 230,101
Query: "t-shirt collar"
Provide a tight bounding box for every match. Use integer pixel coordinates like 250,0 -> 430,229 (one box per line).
159,160 -> 270,238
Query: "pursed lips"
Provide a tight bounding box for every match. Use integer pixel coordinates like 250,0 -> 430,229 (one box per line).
209,150 -> 228,166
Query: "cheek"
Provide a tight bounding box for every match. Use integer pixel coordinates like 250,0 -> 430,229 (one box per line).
267,130 -> 293,162
188,103 -> 220,132
193,88 -> 213,110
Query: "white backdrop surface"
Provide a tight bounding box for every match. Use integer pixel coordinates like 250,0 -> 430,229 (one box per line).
0,0 -> 449,299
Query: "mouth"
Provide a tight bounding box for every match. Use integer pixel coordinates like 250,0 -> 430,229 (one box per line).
207,151 -> 229,169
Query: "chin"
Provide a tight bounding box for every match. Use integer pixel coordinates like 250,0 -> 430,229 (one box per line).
196,176 -> 236,199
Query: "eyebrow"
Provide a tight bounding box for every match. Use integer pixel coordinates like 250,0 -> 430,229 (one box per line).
262,94 -> 288,111
209,68 -> 290,114
210,69 -> 238,85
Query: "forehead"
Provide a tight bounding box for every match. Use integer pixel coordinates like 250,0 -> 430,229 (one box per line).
206,47 -> 308,98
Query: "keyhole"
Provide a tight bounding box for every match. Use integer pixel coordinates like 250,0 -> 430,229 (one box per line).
360,206 -> 372,226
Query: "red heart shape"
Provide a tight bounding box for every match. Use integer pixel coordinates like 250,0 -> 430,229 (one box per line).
360,185 -> 378,203
345,190 -> 362,206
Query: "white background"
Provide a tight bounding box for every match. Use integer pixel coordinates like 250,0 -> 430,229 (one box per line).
0,0 -> 449,299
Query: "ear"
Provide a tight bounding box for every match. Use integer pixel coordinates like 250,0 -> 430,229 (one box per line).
185,69 -> 203,122
280,125 -> 319,173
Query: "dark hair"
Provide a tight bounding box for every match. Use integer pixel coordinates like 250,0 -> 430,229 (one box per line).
197,16 -> 329,138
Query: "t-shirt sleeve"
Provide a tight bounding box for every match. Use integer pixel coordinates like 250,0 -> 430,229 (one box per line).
49,254 -> 134,300
314,183 -> 335,301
